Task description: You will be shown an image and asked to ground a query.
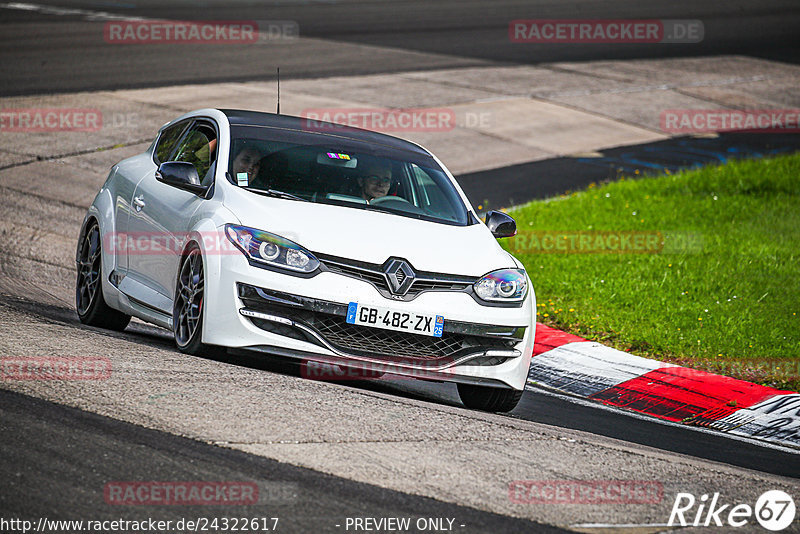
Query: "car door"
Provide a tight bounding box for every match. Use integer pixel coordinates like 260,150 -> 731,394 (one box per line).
113,119 -> 190,279
124,119 -> 218,313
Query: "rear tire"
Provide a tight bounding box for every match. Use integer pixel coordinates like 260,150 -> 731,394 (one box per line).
457,383 -> 523,412
173,245 -> 226,358
75,220 -> 131,331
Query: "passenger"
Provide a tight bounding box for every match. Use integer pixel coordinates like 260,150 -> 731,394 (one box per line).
231,144 -> 263,185
357,161 -> 393,202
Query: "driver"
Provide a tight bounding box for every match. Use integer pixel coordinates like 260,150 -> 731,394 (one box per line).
357,160 -> 392,202
231,144 -> 263,185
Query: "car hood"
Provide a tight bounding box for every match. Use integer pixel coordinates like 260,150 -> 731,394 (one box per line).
222,188 -> 515,276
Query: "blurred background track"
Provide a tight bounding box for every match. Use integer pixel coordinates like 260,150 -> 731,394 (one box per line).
1,0 -> 799,95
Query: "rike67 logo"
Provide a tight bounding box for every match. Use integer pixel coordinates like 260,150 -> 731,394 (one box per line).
669,490 -> 796,531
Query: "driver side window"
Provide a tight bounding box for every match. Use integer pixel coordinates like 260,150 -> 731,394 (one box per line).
172,122 -> 218,184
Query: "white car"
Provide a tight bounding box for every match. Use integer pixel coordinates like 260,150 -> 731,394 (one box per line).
76,108 -> 535,412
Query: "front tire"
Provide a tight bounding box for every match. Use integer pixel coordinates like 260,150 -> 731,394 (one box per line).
457,383 -> 523,412
173,245 -> 225,357
75,220 -> 131,331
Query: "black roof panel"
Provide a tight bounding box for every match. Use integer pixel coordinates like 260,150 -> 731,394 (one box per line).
219,109 -> 429,156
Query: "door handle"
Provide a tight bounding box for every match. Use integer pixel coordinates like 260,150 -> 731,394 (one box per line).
133,195 -> 145,212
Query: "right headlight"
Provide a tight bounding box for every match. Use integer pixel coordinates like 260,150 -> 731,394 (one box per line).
474,269 -> 528,303
225,224 -> 319,273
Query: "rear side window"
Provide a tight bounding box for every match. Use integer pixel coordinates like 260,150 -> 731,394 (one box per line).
154,121 -> 189,163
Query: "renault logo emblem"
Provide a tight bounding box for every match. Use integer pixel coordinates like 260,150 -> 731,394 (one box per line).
383,259 -> 416,295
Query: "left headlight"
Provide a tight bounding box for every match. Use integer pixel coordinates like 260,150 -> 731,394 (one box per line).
474,268 -> 528,303
225,224 -> 320,273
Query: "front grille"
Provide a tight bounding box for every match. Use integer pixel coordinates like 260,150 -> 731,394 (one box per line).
324,260 -> 387,288
239,291 -> 518,364
313,314 -> 487,361
318,254 -> 476,299
412,280 -> 471,292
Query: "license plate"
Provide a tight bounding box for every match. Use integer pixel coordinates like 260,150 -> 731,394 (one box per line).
346,302 -> 444,338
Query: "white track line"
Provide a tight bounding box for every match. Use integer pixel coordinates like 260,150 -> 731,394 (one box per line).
0,2 -> 145,20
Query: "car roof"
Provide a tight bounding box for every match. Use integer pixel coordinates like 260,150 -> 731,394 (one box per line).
219,109 -> 430,157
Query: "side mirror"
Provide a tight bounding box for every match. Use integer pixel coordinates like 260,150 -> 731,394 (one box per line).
485,210 -> 517,238
156,162 -> 208,196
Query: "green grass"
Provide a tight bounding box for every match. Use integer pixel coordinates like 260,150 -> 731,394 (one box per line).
504,153 -> 800,390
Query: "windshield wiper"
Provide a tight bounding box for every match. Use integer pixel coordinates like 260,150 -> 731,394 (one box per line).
242,187 -> 308,202
360,204 -> 431,222
361,204 -> 401,215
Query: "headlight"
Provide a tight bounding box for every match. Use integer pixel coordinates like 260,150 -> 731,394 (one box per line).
225,224 -> 319,273
474,269 -> 528,302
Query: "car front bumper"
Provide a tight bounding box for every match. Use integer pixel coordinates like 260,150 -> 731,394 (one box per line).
202,251 -> 535,390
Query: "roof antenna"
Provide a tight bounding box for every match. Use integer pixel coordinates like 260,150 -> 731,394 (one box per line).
276,67 -> 281,114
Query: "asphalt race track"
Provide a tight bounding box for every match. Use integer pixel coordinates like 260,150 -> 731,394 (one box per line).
2,1 -> 800,532
0,389 -> 566,533
1,0 -> 799,95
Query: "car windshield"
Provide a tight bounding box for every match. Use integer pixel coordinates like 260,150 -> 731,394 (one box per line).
227,126 -> 470,226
